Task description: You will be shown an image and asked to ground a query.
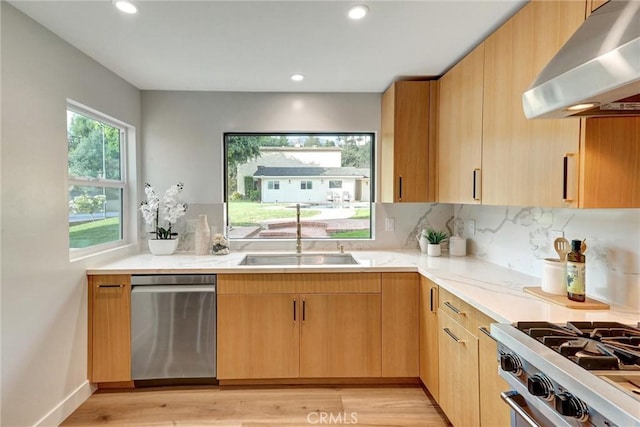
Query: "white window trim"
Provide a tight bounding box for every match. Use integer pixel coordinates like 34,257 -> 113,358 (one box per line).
67,100 -> 136,260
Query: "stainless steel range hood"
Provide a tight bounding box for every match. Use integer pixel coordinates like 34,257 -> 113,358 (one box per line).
523,0 -> 640,119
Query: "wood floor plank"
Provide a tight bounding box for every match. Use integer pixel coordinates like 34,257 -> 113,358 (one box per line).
61,386 -> 450,426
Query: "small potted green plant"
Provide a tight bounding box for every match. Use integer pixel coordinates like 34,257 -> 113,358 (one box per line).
423,228 -> 448,257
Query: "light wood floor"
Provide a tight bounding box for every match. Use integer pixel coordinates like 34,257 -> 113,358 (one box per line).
62,385 -> 451,426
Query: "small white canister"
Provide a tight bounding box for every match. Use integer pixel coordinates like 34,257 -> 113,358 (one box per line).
542,258 -> 567,295
449,236 -> 467,256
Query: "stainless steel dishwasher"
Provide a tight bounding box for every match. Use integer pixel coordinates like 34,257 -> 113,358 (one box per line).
131,274 -> 216,380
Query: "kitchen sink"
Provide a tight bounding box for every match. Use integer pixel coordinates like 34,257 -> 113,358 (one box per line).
238,253 -> 359,266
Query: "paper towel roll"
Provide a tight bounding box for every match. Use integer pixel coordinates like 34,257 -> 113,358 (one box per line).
449,236 -> 467,256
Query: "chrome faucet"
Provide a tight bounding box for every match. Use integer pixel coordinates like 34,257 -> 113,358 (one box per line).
296,203 -> 302,254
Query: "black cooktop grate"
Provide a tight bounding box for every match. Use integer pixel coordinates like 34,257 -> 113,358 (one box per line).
515,321 -> 640,371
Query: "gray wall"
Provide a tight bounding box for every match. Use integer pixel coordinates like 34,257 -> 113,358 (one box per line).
1,4 -> 141,425
140,91 -> 454,252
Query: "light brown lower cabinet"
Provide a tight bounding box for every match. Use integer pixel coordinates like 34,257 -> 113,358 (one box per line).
217,293 -> 300,379
419,276 -> 439,400
88,274 -> 131,383
436,288 -> 511,426
217,273 -> 382,380
300,293 -> 381,378
382,273 -> 419,377
438,309 -> 480,427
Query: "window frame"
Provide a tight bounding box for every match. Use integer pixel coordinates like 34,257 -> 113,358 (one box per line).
67,101 -> 131,257
300,180 -> 313,190
267,180 -> 280,190
223,131 -> 375,241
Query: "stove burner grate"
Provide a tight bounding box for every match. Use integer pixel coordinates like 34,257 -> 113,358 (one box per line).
516,321 -> 640,371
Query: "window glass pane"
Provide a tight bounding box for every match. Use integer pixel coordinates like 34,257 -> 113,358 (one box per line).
67,111 -> 121,180
69,185 -> 122,248
226,133 -> 373,240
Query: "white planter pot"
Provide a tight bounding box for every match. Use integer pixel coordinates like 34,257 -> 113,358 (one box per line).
427,243 -> 442,257
148,238 -> 179,255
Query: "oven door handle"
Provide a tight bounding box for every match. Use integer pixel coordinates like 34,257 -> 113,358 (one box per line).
500,391 -> 542,427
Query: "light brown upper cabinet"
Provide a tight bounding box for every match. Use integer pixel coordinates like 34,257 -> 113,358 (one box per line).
438,44 -> 485,204
482,0 -> 586,207
381,80 -> 438,203
590,0 -> 609,13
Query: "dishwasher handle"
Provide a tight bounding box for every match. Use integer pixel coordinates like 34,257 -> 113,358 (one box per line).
131,285 -> 216,293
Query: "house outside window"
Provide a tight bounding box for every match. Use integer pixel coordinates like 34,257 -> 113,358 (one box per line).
67,104 -> 129,252
225,133 -> 374,240
268,180 -> 280,190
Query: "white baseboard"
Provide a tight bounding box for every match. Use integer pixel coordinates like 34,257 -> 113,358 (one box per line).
34,380 -> 96,427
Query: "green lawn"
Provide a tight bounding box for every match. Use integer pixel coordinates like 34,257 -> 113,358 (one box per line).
228,201 -> 320,226
70,217 -> 120,248
331,229 -> 371,238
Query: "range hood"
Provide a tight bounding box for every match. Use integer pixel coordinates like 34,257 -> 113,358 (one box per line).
523,0 -> 640,119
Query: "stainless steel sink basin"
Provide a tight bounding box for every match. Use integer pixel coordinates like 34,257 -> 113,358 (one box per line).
238,253 -> 359,266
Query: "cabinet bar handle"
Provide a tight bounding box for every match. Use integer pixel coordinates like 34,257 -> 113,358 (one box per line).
398,176 -> 403,201
562,153 -> 574,203
444,327 -> 465,344
444,301 -> 465,316
302,299 -> 306,322
97,284 -> 125,288
293,298 -> 297,322
429,287 -> 435,312
479,326 -> 496,341
472,168 -> 481,201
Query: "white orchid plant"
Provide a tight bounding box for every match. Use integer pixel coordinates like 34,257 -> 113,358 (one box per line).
140,182 -> 188,240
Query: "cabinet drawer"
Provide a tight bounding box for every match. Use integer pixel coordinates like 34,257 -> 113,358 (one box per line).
439,288 -> 477,333
218,273 -> 380,294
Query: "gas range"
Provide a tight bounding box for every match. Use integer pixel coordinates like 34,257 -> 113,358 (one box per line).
491,321 -> 640,427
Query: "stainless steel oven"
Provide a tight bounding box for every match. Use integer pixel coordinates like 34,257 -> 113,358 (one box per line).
491,322 -> 640,427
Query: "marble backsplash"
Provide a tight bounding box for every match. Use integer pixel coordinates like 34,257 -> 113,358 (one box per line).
453,205 -> 640,310
140,202 -> 454,253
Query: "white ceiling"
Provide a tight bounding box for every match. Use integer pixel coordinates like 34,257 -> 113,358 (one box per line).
9,0 -> 528,92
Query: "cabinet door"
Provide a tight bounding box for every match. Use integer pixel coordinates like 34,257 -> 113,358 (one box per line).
217,294 -> 299,379
438,310 -> 479,427
381,81 -> 435,203
419,277 -> 439,400
580,117 -> 640,208
477,315 -> 510,427
482,0 -> 585,207
382,273 -> 419,377
89,275 -> 131,383
438,43 -> 484,204
300,294 -> 381,377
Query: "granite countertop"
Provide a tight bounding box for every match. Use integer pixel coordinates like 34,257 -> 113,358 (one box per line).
87,250 -> 640,325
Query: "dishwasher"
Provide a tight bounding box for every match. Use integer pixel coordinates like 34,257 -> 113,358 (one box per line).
131,274 -> 216,381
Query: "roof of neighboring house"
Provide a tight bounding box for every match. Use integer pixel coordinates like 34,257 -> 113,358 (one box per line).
253,166 -> 369,178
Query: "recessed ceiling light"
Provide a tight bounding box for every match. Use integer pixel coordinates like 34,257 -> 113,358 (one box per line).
566,102 -> 598,111
113,0 -> 137,14
291,74 -> 304,82
347,5 -> 368,20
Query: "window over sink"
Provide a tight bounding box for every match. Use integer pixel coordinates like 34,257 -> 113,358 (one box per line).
224,132 -> 374,240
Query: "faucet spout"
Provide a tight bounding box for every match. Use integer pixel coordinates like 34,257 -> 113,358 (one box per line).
296,203 -> 302,254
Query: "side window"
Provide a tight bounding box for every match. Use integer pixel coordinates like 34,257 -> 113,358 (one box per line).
300,181 -> 313,190
67,106 -> 127,251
